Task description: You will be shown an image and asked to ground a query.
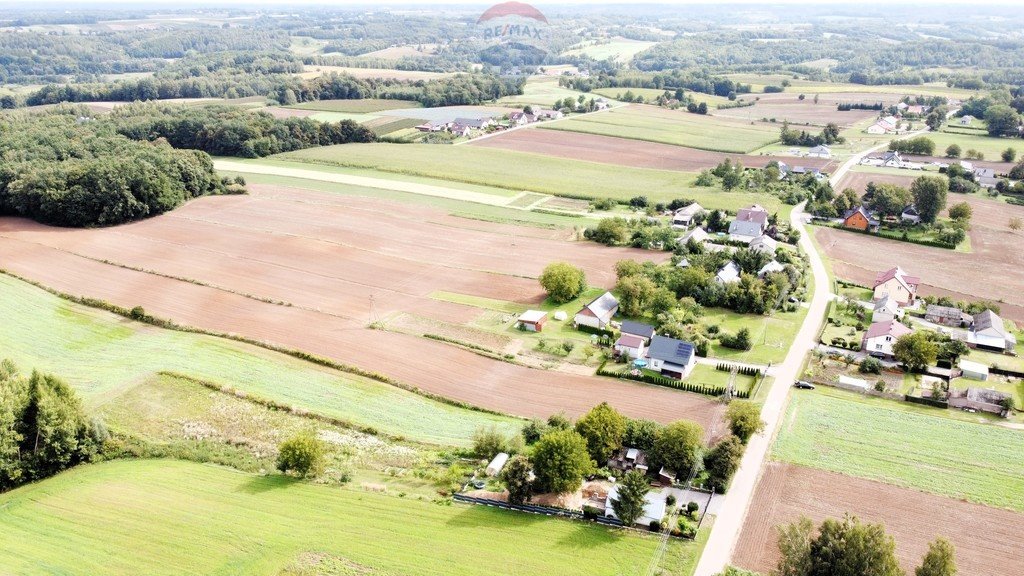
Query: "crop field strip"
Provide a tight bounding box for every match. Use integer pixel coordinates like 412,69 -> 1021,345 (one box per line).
0,187 -> 724,430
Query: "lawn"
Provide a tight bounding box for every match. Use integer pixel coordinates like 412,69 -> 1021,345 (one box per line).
723,74 -> 980,99
540,105 -> 780,153
0,273 -> 520,446
591,87 -> 731,107
772,388 -> 1024,511
919,128 -> 1023,161
0,459 -> 695,575
307,111 -> 382,123
276,143 -> 789,211
497,76 -> 587,107
700,306 -> 807,365
286,98 -> 422,113
561,38 -> 658,62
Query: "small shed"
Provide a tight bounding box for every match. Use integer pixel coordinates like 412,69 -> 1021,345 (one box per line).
517,310 -> 548,332
959,360 -> 989,381
485,452 -> 510,477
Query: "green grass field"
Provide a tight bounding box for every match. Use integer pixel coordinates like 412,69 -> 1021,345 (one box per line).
723,74 -> 981,99
700,306 -> 807,365
498,76 -> 587,107
286,99 -> 422,113
275,143 -> 788,212
919,128 -> 1022,160
0,273 -> 519,446
541,105 -> 779,153
307,111 -> 382,123
773,388 -> 1024,511
561,38 -> 658,62
590,88 -> 730,107
0,459 -> 697,575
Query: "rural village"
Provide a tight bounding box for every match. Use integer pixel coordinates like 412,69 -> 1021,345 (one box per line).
0,3 -> 1022,576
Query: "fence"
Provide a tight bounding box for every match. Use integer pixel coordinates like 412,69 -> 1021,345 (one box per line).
453,493 -> 624,527
597,363 -> 749,398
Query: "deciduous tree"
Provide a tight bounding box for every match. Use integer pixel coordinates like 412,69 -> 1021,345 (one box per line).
916,537 -> 957,576
539,262 -> 586,303
725,400 -> 765,443
574,402 -> 627,463
531,429 -> 593,494
500,454 -> 534,505
911,175 -> 948,224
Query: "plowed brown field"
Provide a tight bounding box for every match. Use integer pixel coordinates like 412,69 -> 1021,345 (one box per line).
0,185 -> 725,431
734,463 -> 1024,576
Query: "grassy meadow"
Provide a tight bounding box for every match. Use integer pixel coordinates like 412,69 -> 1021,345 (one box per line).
0,273 -> 520,446
0,459 -> 695,575
772,388 -> 1024,511
723,74 -> 981,99
540,105 -> 780,153
286,98 -> 422,113
590,87 -> 731,107
498,76 -> 588,107
561,38 -> 658,62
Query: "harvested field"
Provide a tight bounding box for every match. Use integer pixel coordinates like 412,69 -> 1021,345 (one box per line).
733,463 -> 1024,576
715,93 -> 878,127
257,106 -> 319,119
286,99 -> 422,113
383,312 -> 516,354
816,182 -> 1024,321
470,129 -> 833,174
540,196 -> 591,211
0,185 -> 723,431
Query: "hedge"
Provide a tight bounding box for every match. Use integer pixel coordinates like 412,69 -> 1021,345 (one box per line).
597,362 -> 750,398
576,323 -> 616,340
905,395 -> 949,409
715,363 -> 762,377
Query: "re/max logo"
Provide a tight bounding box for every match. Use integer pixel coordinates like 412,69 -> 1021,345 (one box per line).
483,24 -> 543,40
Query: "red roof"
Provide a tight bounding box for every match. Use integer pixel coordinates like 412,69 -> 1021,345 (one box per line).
864,320 -> 913,340
873,266 -> 919,289
616,334 -> 645,348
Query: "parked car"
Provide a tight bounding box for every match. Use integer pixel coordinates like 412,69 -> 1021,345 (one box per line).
794,381 -> 815,390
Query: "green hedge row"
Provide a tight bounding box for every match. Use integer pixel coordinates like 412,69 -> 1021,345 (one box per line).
597,362 -> 749,398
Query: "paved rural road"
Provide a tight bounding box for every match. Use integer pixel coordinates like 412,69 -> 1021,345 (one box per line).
692,201 -> 831,576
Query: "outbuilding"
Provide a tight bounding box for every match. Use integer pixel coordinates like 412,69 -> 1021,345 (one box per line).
517,310 -> 548,332
485,452 -> 509,477
959,360 -> 989,381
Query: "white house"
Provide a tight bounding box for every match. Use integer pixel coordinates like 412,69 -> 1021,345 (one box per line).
873,266 -> 919,306
968,310 -> 1017,353
862,320 -> 913,358
808,145 -> 832,159
614,334 -> 646,359
872,295 -> 902,323
900,205 -> 921,224
880,151 -> 905,168
678,227 -> 710,246
960,115 -> 975,126
574,291 -> 619,330
646,335 -> 697,379
605,486 -> 667,527
728,204 -> 770,242
716,261 -> 742,284
748,234 -> 778,254
672,203 -> 705,228
866,123 -> 888,135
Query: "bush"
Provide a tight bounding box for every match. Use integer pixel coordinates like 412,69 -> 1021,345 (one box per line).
649,520 -> 663,532
592,197 -> 617,210
720,328 -> 753,351
859,357 -> 882,374
666,495 -> 677,507
472,425 -> 511,459
686,501 -> 700,516
276,433 -> 325,478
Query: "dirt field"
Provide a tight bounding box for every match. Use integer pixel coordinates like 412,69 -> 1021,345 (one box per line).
716,92 -> 882,127
733,463 -> 1024,576
820,173 -> 1024,321
0,185 -> 725,432
470,129 -> 834,173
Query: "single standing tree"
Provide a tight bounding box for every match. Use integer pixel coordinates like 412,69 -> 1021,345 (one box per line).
775,516 -> 814,576
531,429 -> 593,494
500,454 -> 534,505
703,435 -> 744,492
947,202 -> 972,223
809,516 -> 903,576
893,332 -> 939,372
276,433 -> 325,478
911,175 -> 948,224
538,262 -> 586,303
944,144 -> 961,158
1001,147 -> 1017,163
650,420 -> 705,476
916,538 -> 957,576
610,470 -> 650,526
574,402 -> 627,463
725,400 -> 765,443
984,104 -> 1021,137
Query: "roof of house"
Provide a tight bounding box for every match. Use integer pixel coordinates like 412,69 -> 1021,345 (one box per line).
620,320 -> 655,339
518,310 -> 547,323
864,320 -> 913,341
901,205 -> 919,216
580,291 -> 619,320
874,295 -> 899,312
965,387 -> 1010,404
716,261 -> 742,283
809,145 -> 831,154
606,486 -> 666,525
975,168 -> 996,178
758,260 -> 786,277
749,235 -> 778,251
735,205 -> 770,226
453,117 -> 491,128
972,310 -> 1008,337
674,202 -> 705,219
615,334 -> 646,349
679,227 -> 710,244
926,304 -> 962,321
647,335 -> 696,366
881,151 -> 903,163
874,266 -> 919,290
843,205 -> 878,224
959,359 -> 989,374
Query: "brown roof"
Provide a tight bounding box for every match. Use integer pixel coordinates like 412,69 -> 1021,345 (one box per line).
864,320 -> 913,340
874,266 -> 919,289
616,334 -> 645,348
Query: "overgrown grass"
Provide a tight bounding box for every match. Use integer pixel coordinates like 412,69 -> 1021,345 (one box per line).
772,388 -> 1024,511
700,306 -> 807,365
0,459 -> 693,575
0,274 -> 519,446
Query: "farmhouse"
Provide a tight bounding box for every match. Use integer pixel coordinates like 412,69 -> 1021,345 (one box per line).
872,295 -> 902,323
807,145 -> 832,159
968,310 -> 1017,353
620,320 -> 655,343
508,111 -> 534,125
605,486 -> 667,527
873,266 -> 919,306
678,227 -> 710,245
536,108 -> 563,120
901,205 -> 921,224
958,359 -> 989,381
748,234 -> 778,254
841,206 -> 879,231
758,260 -> 786,278
672,202 -> 705,228
925,304 -> 969,328
646,335 -> 697,379
862,319 -> 913,358
716,261 -> 742,284
516,310 -> 548,332
867,116 -> 900,135
880,151 -> 905,168
607,447 -> 649,474
453,117 -> 494,130
415,120 -> 449,132
975,167 -> 999,189
729,204 -> 770,242
614,334 -> 647,359
575,291 -> 619,330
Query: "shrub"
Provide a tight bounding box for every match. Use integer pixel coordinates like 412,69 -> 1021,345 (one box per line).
859,357 -> 882,374
687,501 -> 700,516
276,433 -> 325,478
666,495 -> 677,507
592,197 -> 617,211
649,520 -> 663,532
561,340 -> 576,353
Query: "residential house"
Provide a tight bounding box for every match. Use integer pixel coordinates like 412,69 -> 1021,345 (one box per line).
535,108 -> 563,120
453,117 -> 494,130
906,105 -> 928,116
620,321 -> 655,343
873,266 -> 919,306
516,310 -> 548,332
968,310 -> 1017,353
606,447 -> 649,474
449,123 -> 472,137
975,168 -> 998,189
657,467 -> 676,485
605,486 -> 667,527
807,145 -> 832,159
716,261 -> 742,284
672,202 -> 705,228
866,123 -> 888,135
758,260 -> 786,278
508,111 -> 533,126
676,257 -> 690,268
872,296 -> 902,323
728,204 -> 770,242
862,320 -> 913,358
748,234 -> 778,254
614,334 -> 646,359
678,227 -> 710,246
881,151 -> 905,168
842,206 -> 879,231
925,304 -> 969,328
646,335 -> 697,379
896,102 -> 909,112
594,98 -> 609,110
959,115 -> 975,126
958,161 -> 974,172
867,116 -> 899,135
574,291 -> 619,330
900,205 -> 921,224
414,120 -> 449,132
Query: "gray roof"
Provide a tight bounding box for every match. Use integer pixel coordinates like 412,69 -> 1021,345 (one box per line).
647,335 -> 695,366
973,310 -> 1007,337
620,320 -> 655,339
926,304 -> 963,321
728,219 -> 763,238
583,291 -> 619,319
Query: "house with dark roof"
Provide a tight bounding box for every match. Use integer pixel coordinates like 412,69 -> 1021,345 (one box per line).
808,145 -> 832,159
646,335 -> 697,379
901,205 -> 921,224
873,266 -> 919,306
862,320 -> 913,358
574,291 -> 619,330
453,117 -> 494,130
968,310 -> 1017,353
620,321 -> 655,343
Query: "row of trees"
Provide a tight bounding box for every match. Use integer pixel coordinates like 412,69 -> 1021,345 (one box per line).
779,121 -> 844,148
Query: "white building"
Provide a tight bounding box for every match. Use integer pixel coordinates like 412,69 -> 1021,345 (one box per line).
861,320 -> 913,358
748,234 -> 778,255
671,203 -> 705,228
574,291 -> 619,330
716,261 -> 742,284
